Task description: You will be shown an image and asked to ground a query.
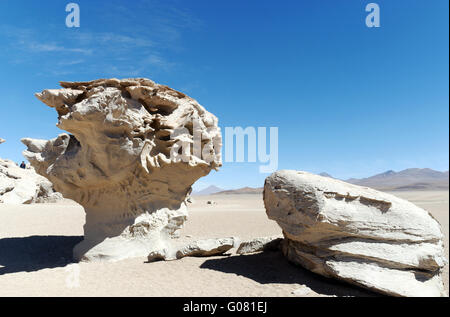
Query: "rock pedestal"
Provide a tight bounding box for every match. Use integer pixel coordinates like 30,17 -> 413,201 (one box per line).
22,78 -> 222,262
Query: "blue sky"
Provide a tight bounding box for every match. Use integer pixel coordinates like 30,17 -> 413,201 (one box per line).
0,0 -> 448,190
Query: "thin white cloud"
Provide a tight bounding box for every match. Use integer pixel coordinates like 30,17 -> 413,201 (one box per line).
0,26 -> 92,55
0,3 -> 202,79
102,53 -> 173,77
28,43 -> 92,55
144,54 -> 174,70
57,59 -> 85,66
73,32 -> 154,48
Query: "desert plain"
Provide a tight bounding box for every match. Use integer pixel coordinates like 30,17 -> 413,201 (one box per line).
0,190 -> 448,297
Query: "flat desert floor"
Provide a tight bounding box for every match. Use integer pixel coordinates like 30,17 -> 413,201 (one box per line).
0,191 -> 448,297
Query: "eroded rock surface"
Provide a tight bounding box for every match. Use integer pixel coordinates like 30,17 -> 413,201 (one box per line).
236,236 -> 283,254
177,237 -> 237,258
264,170 -> 447,297
147,237 -> 237,262
22,78 -> 222,262
0,158 -> 63,204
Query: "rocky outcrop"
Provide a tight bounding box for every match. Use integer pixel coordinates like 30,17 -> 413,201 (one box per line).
264,170 -> 447,297
0,138 -> 5,144
0,158 -> 63,204
177,237 -> 237,258
147,237 -> 237,262
22,78 -> 222,262
236,236 -> 283,254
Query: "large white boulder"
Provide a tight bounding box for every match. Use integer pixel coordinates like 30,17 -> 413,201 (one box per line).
264,170 -> 447,297
22,78 -> 222,262
0,158 -> 62,204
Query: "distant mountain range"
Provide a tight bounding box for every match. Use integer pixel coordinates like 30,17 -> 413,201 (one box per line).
319,172 -> 334,178
345,168 -> 449,191
192,185 -> 224,195
215,187 -> 263,195
193,168 -> 449,195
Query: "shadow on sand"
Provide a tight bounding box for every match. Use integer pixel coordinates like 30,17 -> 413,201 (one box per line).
200,251 -> 380,297
0,235 -> 83,275
0,236 -> 380,296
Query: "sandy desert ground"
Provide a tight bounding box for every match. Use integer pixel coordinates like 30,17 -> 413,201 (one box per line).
0,191 -> 448,297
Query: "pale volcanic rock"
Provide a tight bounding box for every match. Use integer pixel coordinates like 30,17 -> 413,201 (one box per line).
147,247 -> 177,262
0,158 -> 62,204
22,78 -> 222,262
147,237 -> 237,262
175,237 -> 237,258
264,170 -> 447,297
236,236 -> 283,254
